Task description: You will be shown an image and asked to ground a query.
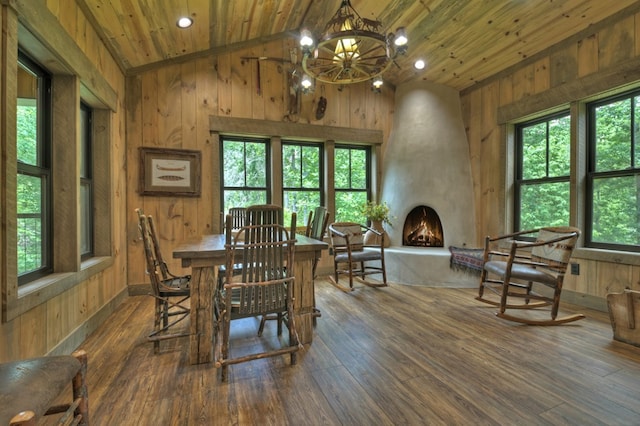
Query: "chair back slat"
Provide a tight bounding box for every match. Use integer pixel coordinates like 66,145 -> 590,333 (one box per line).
531,226 -> 580,272
228,207 -> 246,229
246,204 -> 283,226
329,222 -> 364,251
136,209 -> 162,295
225,222 -> 295,317
146,214 -> 171,280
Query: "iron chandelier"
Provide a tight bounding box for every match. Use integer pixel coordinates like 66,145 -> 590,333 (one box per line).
299,0 -> 407,86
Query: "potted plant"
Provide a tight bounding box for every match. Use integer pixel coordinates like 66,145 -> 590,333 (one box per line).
361,201 -> 392,247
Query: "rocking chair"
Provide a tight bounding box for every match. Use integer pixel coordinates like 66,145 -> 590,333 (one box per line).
328,222 -> 387,292
476,226 -> 585,325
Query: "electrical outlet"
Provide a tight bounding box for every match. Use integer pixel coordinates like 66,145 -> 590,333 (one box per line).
571,263 -> 580,275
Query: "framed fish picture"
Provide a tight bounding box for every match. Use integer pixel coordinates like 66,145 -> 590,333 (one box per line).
139,147 -> 201,197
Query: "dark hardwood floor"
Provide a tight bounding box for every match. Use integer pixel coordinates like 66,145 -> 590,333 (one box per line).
62,278 -> 640,425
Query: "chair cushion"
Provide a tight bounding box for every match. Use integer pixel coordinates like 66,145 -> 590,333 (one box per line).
0,356 -> 81,424
335,249 -> 382,263
484,260 -> 557,285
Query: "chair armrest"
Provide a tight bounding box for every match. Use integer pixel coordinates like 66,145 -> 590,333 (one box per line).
362,224 -> 382,236
487,228 -> 539,243
328,226 -> 348,239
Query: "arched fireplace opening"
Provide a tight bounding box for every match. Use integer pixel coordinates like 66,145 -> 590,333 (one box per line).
402,206 -> 444,247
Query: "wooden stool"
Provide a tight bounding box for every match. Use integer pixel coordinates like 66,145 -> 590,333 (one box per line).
0,350 -> 88,425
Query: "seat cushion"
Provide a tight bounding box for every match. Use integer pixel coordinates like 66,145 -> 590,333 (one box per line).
335,249 -> 382,263
0,356 -> 81,424
484,260 -> 557,285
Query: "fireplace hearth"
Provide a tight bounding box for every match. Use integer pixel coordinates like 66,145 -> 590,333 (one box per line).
402,205 -> 444,247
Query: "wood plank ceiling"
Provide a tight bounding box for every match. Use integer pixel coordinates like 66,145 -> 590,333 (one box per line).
77,0 -> 640,92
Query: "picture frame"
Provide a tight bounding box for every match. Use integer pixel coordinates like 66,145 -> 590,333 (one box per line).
139,147 -> 201,197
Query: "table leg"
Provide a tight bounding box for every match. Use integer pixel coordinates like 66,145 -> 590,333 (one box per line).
189,265 -> 215,364
293,256 -> 316,344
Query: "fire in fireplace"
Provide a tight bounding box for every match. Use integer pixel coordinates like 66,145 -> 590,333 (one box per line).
402,206 -> 444,247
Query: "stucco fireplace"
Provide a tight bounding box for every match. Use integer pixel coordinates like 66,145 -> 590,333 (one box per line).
380,80 -> 477,287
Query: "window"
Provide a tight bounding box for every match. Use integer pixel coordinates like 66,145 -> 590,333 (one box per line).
17,52 -> 52,284
587,92 -> 640,250
80,102 -> 93,258
334,145 -> 370,223
514,112 -> 571,231
282,142 -> 322,227
221,136 -> 269,212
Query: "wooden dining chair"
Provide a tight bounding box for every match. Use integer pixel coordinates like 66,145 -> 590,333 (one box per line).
305,206 -> 329,318
219,207 -> 247,233
214,219 -> 301,381
242,204 -> 298,335
136,209 -> 190,352
218,207 -> 247,280
306,206 -> 330,242
328,222 -> 388,292
476,226 -> 584,325
146,212 -> 191,284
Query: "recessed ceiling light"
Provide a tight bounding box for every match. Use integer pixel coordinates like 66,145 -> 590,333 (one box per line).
177,17 -> 193,29
414,59 -> 425,70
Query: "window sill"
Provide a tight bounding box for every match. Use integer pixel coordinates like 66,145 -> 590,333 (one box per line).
572,247 -> 640,266
8,256 -> 113,321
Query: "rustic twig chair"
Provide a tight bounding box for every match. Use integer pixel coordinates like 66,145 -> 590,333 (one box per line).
219,206 -> 246,233
306,206 -> 330,241
328,222 -> 388,292
305,206 -> 329,317
214,219 -> 301,381
0,350 -> 88,425
244,204 -> 300,334
476,226 -> 585,325
218,207 -> 247,281
146,213 -> 191,284
136,209 -> 190,352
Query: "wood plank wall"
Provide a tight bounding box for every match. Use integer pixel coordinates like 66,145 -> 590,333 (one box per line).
460,8 -> 640,306
0,0 -> 127,362
125,38 -> 395,289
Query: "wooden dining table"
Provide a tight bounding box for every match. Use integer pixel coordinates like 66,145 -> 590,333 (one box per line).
173,233 -> 328,365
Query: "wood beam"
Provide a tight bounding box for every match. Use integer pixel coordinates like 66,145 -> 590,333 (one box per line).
209,115 -> 383,145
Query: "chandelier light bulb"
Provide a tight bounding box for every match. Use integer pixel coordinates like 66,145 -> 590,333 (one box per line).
301,75 -> 313,89
394,27 -> 408,47
300,29 -> 314,49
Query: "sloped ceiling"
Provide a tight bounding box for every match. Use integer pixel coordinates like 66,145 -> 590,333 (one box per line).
77,0 -> 640,91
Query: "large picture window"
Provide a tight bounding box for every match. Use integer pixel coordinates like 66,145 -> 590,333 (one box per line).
221,136 -> 270,213
587,92 -> 640,250
334,145 -> 370,223
282,141 -> 322,227
514,112 -> 571,231
17,52 -> 52,284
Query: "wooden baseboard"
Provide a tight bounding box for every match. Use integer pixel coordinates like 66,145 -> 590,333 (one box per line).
128,282 -> 152,296
47,288 -> 129,356
562,289 -> 607,312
